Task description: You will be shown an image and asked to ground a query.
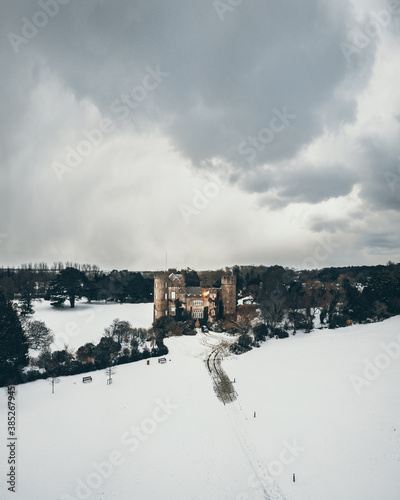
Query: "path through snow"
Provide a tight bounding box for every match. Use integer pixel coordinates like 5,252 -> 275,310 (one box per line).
198,330 -> 287,500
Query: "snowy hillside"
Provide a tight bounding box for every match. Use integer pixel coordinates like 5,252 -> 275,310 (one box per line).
1,302 -> 400,500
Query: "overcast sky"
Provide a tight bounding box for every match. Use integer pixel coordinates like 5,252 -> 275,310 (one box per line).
1,0 -> 400,271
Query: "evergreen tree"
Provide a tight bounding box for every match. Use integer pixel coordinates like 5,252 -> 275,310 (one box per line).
367,270 -> 400,314
238,332 -> 252,348
0,289 -> 29,386
93,337 -> 121,368
19,290 -> 34,316
185,269 -> 200,287
49,267 -> 87,308
16,268 -> 36,316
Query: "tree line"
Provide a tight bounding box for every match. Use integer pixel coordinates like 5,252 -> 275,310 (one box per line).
224,262 -> 400,354
192,262 -> 400,332
0,263 -> 153,311
1,260 -> 400,383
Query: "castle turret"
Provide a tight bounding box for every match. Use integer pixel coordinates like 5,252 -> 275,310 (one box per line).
221,274 -> 237,316
153,272 -> 169,322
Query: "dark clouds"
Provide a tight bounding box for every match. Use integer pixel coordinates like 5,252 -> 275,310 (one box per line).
0,0 -> 399,269
4,0 -> 362,165
357,136 -> 400,211
240,163 -> 359,208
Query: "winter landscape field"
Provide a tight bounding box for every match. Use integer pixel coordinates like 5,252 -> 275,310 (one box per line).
2,0 -> 400,498
1,300 -> 400,500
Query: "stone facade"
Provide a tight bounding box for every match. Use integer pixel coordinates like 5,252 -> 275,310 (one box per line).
153,270 -> 236,323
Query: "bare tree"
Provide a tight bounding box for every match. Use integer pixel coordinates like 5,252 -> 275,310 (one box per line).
104,319 -> 133,343
24,320 -> 54,351
259,289 -> 286,331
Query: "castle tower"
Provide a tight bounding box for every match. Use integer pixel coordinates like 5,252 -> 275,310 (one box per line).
153,272 -> 169,322
153,270 -> 186,322
221,274 -> 237,317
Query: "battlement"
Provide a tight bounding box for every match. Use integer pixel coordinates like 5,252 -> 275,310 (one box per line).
221,274 -> 236,285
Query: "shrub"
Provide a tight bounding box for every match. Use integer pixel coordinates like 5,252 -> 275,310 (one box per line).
273,327 -> 289,339
253,323 -> 268,342
238,332 -> 252,348
328,314 -> 348,329
229,343 -> 252,355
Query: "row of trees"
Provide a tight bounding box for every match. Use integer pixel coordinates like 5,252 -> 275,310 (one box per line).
237,264 -> 400,332
27,321 -> 168,382
190,263 -> 400,332
224,263 -> 400,355
0,264 -> 153,310
3,260 -> 399,321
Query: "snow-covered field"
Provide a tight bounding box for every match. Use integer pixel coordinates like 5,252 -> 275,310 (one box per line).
32,299 -> 154,351
1,302 -> 400,500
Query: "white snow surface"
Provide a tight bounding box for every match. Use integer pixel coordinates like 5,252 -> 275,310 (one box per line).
1,302 -> 400,500
31,299 -> 154,351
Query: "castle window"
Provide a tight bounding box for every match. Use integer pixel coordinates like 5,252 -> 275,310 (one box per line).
155,282 -> 158,288
155,294 -> 157,300
165,310 -> 168,316
192,310 -> 204,319
171,307 -> 176,315
165,293 -> 168,300
192,300 -> 203,307
155,310 -> 158,317
165,282 -> 167,288
171,291 -> 176,299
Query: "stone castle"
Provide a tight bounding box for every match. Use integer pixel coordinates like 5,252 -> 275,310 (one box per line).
153,270 -> 236,323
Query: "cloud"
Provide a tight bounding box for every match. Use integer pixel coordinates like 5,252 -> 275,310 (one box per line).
0,0 -> 399,269
3,0 -> 368,167
249,163 -> 359,209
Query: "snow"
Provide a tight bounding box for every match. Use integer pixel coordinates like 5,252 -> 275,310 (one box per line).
238,296 -> 254,305
31,299 -> 154,351
223,319 -> 400,499
1,303 -> 400,500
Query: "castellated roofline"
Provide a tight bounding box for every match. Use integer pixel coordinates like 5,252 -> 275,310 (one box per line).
153,269 -> 236,322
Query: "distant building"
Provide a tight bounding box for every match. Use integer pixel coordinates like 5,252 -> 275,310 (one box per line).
153,270 -> 236,323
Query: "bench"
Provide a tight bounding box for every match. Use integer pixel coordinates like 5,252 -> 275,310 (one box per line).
82,376 -> 92,383
158,358 -> 167,364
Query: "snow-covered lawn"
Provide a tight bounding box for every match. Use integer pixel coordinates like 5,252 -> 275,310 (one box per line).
223,318 -> 400,499
1,303 -> 400,499
31,299 -> 154,351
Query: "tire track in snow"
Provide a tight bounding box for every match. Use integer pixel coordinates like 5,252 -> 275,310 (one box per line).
202,330 -> 237,404
198,330 -> 286,500
226,401 -> 287,500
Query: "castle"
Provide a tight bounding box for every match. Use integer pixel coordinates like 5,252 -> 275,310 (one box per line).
153,270 -> 236,323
